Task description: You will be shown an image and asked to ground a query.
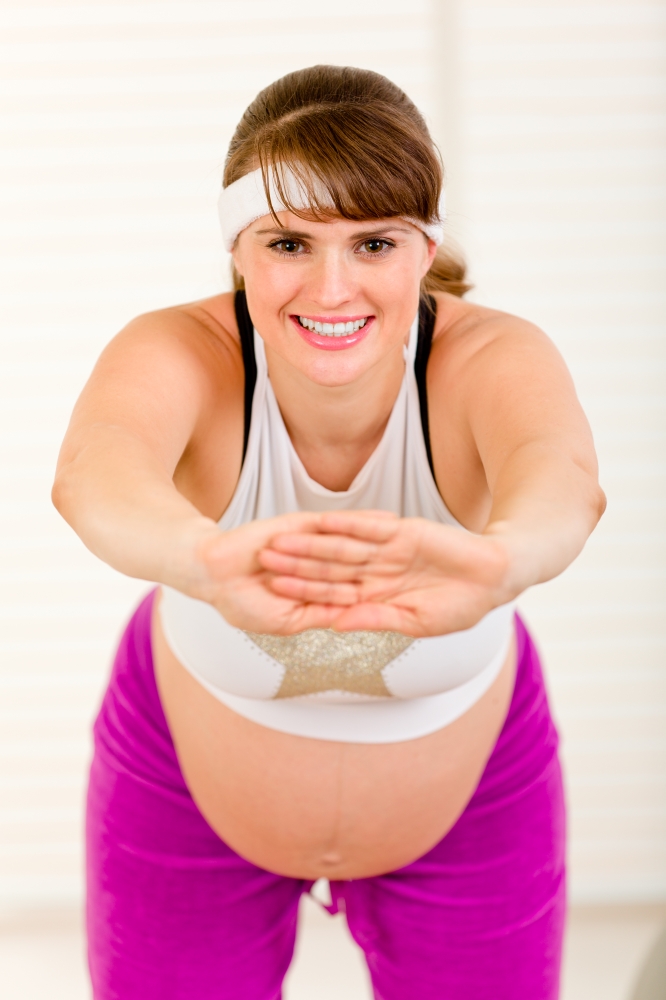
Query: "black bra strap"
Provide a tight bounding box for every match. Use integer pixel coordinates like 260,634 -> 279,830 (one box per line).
414,294 -> 437,475
234,288 -> 436,473
234,290 -> 257,461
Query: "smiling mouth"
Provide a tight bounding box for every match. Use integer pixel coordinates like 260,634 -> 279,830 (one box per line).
297,316 -> 369,337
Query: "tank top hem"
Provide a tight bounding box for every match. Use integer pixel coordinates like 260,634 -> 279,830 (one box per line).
173,621 -> 513,744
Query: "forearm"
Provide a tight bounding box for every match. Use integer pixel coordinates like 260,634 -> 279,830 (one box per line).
52,427 -> 219,594
482,442 -> 606,601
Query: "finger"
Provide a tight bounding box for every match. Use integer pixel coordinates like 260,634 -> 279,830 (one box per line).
258,548 -> 364,582
281,603 -> 346,633
262,510 -> 387,537
333,509 -> 397,520
330,602 -> 420,635
252,511 -> 325,541
318,511 -> 399,543
267,532 -> 376,564
268,575 -> 359,606
207,513 -> 325,565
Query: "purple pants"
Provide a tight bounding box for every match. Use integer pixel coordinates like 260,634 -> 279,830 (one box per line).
87,591 -> 565,999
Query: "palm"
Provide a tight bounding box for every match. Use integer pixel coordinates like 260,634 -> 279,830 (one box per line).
197,514 -> 342,634
349,521 -> 505,633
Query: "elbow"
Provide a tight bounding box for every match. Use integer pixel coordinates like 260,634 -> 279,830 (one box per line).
51,466 -> 76,524
572,452 -> 606,529
51,472 -> 62,513
594,483 -> 607,524
582,469 -> 606,530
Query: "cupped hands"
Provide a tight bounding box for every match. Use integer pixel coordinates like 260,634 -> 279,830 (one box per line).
196,510 -> 513,637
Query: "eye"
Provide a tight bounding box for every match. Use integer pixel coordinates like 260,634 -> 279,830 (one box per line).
270,239 -> 305,255
358,238 -> 394,256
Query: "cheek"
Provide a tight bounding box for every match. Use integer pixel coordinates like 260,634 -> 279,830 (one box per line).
243,264 -> 305,343
243,255 -> 301,313
371,255 -> 424,307
235,238 -> 297,289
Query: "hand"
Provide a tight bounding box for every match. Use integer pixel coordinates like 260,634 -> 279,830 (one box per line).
257,512 -> 512,637
189,512 -> 355,634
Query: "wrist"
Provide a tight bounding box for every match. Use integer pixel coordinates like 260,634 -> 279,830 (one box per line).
161,515 -> 222,598
482,521 -> 537,604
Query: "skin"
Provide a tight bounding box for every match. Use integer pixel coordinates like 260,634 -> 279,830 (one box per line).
52,208 -> 605,878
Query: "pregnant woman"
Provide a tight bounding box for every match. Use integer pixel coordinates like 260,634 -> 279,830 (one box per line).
53,65 -> 605,1000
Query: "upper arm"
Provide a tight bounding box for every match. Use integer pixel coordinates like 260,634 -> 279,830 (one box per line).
56,304 -> 242,478
430,308 -> 599,493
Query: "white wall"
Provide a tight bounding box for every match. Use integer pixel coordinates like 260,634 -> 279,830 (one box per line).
0,0 -> 663,909
0,0 -> 435,910
455,0 -> 666,902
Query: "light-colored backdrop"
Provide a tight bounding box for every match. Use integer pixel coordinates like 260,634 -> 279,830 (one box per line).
1,0 -> 664,910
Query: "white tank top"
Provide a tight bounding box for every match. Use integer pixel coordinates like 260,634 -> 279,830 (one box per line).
160,306 -> 516,743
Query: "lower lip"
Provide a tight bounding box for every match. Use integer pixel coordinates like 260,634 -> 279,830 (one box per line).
290,315 -> 374,351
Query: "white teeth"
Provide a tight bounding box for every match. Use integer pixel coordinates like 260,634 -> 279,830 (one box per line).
298,317 -> 369,336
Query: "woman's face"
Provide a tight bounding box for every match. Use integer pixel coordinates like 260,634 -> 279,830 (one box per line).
232,211 -> 437,387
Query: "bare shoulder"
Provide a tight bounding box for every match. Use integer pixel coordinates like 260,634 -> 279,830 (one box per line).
426,291 -> 595,468
429,291 -> 566,379
101,291 -> 240,381
77,291 -> 242,421
426,291 -> 580,420
61,292 -> 243,465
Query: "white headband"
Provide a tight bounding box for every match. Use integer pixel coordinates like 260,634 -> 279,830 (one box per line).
218,166 -> 446,251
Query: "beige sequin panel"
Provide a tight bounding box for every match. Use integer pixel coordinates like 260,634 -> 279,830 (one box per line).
244,629 -> 414,698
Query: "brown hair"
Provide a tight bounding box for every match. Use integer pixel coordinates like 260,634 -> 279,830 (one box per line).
224,65 -> 469,297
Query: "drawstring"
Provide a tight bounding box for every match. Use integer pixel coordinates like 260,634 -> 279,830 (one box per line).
308,877 -> 345,915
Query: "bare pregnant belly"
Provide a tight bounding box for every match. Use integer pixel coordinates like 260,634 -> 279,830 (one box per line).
151,596 -> 516,880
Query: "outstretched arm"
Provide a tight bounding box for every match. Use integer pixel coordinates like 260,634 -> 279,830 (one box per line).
52,309 -> 224,595
461,316 -> 606,599
258,316 -> 606,635
52,306 -> 343,634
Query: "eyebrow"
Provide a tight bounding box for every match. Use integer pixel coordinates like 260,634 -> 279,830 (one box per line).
254,224 -> 414,240
254,227 -> 312,239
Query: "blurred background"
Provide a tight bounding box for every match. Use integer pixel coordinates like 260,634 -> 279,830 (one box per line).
1,1 -> 664,998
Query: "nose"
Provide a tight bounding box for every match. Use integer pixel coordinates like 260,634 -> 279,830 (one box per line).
305,246 -> 357,308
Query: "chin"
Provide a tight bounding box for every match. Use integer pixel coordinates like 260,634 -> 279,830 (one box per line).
301,354 -> 373,387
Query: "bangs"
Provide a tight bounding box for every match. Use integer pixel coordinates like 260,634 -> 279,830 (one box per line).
249,103 -> 442,227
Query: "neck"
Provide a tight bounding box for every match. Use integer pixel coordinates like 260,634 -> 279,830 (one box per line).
265,341 -> 406,492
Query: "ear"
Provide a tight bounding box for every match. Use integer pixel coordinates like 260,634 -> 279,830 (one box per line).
231,242 -> 244,277
420,237 -> 439,278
